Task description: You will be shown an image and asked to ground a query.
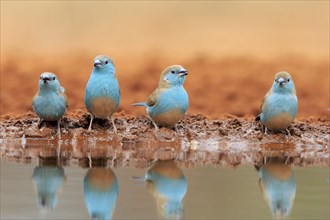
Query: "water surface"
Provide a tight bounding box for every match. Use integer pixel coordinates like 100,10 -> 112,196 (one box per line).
1,159 -> 329,219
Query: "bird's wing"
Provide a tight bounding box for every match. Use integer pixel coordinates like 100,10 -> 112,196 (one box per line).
256,88 -> 272,121
146,88 -> 161,107
260,88 -> 272,113
32,92 -> 40,109
59,88 -> 68,107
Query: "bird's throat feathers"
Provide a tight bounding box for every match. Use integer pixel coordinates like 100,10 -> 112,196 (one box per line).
272,84 -> 296,95
39,84 -> 60,95
93,65 -> 116,77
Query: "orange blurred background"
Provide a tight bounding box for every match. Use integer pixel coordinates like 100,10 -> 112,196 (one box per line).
1,1 -> 329,118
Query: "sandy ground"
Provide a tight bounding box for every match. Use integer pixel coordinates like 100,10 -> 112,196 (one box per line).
0,110 -> 328,167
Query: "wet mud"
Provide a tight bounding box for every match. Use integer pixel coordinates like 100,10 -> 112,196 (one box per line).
0,111 -> 328,168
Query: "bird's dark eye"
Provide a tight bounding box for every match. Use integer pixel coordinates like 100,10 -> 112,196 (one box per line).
53,77 -> 55,80
105,61 -> 108,64
171,70 -> 175,74
287,79 -> 290,82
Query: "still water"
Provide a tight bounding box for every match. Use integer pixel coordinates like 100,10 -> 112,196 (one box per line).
1,160 -> 329,219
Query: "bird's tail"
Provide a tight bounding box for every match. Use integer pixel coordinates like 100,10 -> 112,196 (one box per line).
131,102 -> 147,107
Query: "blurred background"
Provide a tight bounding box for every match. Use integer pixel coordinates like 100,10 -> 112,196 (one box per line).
1,1 -> 329,118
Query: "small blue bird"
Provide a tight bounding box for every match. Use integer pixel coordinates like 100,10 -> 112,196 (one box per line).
256,71 -> 298,134
145,160 -> 187,219
32,165 -> 66,212
85,55 -> 120,131
32,72 -> 68,138
258,160 -> 296,218
84,168 -> 118,220
132,65 -> 189,129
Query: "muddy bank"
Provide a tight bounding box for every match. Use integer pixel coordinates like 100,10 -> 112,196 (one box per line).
0,111 -> 329,167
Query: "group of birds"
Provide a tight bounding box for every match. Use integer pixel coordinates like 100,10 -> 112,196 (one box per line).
32,55 -> 298,137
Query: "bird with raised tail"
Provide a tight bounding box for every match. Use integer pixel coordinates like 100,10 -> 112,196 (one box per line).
132,65 -> 189,129
256,71 -> 298,135
32,72 -> 68,138
85,55 -> 120,131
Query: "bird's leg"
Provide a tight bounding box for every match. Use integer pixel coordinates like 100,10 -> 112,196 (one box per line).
37,118 -> 41,127
285,155 -> 290,165
36,118 -> 44,129
263,156 -> 267,164
110,117 -> 117,133
264,127 -> 268,135
174,125 -> 179,133
88,115 -> 94,131
57,118 -> 61,139
148,116 -> 159,131
258,122 -> 264,132
88,154 -> 92,168
286,128 -> 291,138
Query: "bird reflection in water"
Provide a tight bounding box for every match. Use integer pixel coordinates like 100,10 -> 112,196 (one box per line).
145,160 -> 187,219
256,157 -> 296,219
84,167 -> 118,220
32,165 -> 66,212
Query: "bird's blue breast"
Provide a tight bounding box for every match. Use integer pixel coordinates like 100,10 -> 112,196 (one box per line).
261,93 -> 298,131
147,86 -> 188,116
33,92 -> 66,121
147,86 -> 188,127
85,73 -> 120,116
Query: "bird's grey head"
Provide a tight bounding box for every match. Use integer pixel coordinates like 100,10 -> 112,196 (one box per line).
272,71 -> 296,94
39,72 -> 61,92
93,55 -> 115,74
161,65 -> 188,87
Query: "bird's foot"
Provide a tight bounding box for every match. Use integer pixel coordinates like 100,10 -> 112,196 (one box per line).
263,127 -> 269,135
153,124 -> 159,132
36,119 -> 45,130
36,119 -> 41,128
110,118 -> 117,133
286,128 -> 291,138
147,116 -> 159,131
